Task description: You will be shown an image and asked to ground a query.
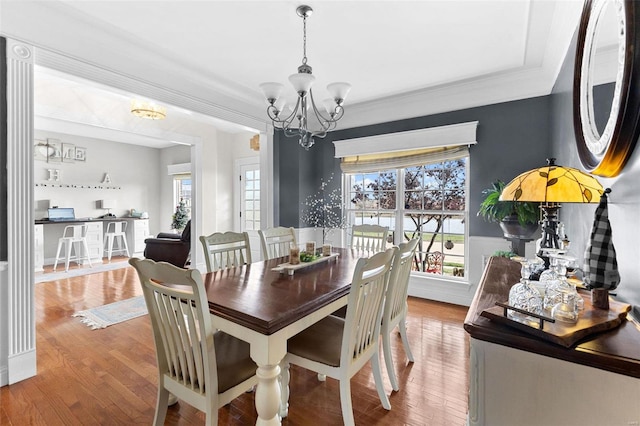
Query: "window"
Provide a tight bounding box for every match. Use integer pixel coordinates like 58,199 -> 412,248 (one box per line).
173,174 -> 192,217
335,121 -> 477,279
345,158 -> 468,278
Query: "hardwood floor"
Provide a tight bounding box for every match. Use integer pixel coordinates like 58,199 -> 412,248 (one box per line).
1,266 -> 470,425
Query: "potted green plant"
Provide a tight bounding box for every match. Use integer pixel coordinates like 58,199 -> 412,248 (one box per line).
478,180 -> 540,239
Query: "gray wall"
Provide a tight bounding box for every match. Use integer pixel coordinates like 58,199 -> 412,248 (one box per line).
275,96 -> 553,239
551,29 -> 640,309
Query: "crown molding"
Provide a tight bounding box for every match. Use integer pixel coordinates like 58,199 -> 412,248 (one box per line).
0,1 -> 269,133
0,0 -> 582,134
336,0 -> 582,130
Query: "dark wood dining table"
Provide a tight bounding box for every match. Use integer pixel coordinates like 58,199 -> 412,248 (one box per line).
202,247 -> 364,425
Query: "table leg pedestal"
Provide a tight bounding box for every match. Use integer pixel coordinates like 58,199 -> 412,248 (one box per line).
255,363 -> 282,426
279,361 -> 290,418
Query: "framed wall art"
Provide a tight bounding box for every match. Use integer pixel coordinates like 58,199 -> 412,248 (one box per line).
46,139 -> 62,163
33,139 -> 52,162
74,146 -> 87,162
62,143 -> 76,163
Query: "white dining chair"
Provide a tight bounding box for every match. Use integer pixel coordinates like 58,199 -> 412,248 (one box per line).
350,224 -> 389,252
199,231 -> 252,272
280,247 -> 397,426
258,226 -> 297,260
53,224 -> 93,272
129,258 -> 258,426
104,221 -> 130,261
382,238 -> 419,391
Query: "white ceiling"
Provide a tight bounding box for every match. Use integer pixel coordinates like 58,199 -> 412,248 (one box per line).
2,0 -> 586,148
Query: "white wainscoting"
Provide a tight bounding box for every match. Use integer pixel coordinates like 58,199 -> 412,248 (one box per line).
407,236 -> 517,306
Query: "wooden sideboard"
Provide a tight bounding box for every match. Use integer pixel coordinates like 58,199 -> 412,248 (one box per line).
464,256 -> 640,426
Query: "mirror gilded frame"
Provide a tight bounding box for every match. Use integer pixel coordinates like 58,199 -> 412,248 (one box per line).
574,0 -> 640,177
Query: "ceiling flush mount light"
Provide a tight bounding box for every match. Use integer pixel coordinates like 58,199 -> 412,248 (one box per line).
259,5 -> 351,150
130,99 -> 167,120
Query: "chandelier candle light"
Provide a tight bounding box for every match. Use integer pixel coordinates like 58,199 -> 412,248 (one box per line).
259,5 -> 351,150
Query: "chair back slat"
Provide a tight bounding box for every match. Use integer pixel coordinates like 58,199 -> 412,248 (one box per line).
63,224 -> 88,240
258,227 -> 297,260
350,224 -> 389,253
384,239 -> 419,325
105,221 -> 126,234
342,248 -> 396,365
130,258 -> 216,397
199,231 -> 252,272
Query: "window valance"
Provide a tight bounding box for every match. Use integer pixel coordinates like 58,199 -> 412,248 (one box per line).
333,121 -> 478,173
167,163 -> 191,175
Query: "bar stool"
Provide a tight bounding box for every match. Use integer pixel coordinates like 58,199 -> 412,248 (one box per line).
104,221 -> 130,261
53,225 -> 93,272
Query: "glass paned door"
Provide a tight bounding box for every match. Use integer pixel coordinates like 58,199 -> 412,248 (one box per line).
240,163 -> 260,231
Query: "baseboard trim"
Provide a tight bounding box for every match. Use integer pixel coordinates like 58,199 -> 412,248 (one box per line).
0,365 -> 8,387
8,349 -> 36,384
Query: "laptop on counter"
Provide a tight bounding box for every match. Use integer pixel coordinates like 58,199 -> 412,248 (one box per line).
47,207 -> 75,221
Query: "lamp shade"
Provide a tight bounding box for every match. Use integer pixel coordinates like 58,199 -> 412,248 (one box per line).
500,159 -> 604,204
100,199 -> 116,209
326,82 -> 352,103
259,82 -> 284,102
322,98 -> 337,115
273,98 -> 287,115
288,72 -> 315,94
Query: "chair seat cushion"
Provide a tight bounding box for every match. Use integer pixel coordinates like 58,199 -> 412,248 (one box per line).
214,332 -> 256,393
287,315 -> 345,367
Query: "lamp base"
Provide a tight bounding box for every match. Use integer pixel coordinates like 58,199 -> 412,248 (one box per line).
538,203 -> 561,268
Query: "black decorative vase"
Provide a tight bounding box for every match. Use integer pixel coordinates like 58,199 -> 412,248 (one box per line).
499,215 -> 539,239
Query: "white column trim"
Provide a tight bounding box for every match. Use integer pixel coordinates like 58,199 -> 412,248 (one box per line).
190,142 -> 205,273
5,38 -> 37,384
260,128 -> 274,229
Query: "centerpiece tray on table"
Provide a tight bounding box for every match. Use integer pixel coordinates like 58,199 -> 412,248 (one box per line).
481,292 -> 631,348
272,252 -> 340,275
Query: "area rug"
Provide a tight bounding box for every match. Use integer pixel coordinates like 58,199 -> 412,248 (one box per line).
73,296 -> 147,329
36,260 -> 130,283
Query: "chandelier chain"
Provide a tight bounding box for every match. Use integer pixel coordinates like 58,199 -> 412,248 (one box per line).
302,14 -> 308,65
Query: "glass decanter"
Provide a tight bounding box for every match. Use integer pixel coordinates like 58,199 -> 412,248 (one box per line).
508,258 -> 543,326
561,252 -> 584,312
543,254 -> 580,323
551,291 -> 578,324
538,248 -> 565,287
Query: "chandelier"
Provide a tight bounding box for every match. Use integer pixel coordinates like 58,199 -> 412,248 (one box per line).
259,5 -> 351,150
130,99 -> 167,120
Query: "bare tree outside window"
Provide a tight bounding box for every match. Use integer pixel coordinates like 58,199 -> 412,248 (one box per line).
347,159 -> 467,277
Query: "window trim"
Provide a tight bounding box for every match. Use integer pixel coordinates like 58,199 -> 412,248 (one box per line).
343,158 -> 469,280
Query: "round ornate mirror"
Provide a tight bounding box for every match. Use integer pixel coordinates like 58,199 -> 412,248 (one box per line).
574,0 -> 640,177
